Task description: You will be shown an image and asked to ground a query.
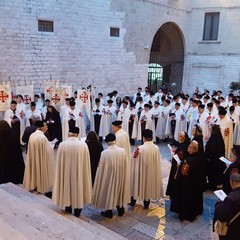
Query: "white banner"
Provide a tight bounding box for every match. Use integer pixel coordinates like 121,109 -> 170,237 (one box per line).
50,86 -> 65,111
77,89 -> 91,119
61,84 -> 73,99
16,84 -> 34,104
0,81 -> 11,111
43,80 -> 60,100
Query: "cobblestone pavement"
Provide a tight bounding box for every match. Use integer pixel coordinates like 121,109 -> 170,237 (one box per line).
81,141 -> 219,240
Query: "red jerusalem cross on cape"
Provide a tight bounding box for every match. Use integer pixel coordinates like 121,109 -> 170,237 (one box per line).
0,81 -> 11,111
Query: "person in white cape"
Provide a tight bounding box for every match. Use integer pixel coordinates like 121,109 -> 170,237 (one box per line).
130,129 -> 163,209
23,120 -> 54,196
52,126 -> 92,218
218,106 -> 233,158
92,133 -> 130,218
61,100 -> 86,141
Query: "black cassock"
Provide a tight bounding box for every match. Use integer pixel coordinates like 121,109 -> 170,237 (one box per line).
166,139 -> 190,198
222,159 -> 240,195
11,114 -> 21,143
0,126 -> 25,184
93,109 -> 101,136
86,140 -> 103,186
205,133 -> 226,190
45,109 -> 62,142
171,152 -> 203,222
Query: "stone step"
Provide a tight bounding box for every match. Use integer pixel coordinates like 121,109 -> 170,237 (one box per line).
0,217 -> 29,240
0,183 -> 126,240
0,188 -> 61,240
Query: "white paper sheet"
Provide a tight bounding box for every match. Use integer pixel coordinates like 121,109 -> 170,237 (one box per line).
173,154 -> 181,165
219,156 -> 232,166
214,190 -> 227,201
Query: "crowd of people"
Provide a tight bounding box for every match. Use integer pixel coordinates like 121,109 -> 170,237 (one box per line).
0,86 -> 240,239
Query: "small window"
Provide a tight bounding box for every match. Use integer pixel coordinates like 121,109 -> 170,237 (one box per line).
110,27 -> 120,37
203,12 -> 220,40
38,20 -> 54,32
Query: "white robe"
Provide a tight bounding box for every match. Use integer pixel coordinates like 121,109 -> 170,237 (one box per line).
187,106 -> 199,137
62,107 -> 86,141
219,115 -> 233,158
117,108 -> 138,138
99,105 -> 117,138
23,130 -> 54,193
137,110 -> 155,141
92,145 -> 130,210
3,108 -> 25,144
52,137 -> 92,209
197,111 -> 209,143
155,105 -> 171,139
25,109 -> 43,126
131,141 -> 163,201
165,108 -> 185,140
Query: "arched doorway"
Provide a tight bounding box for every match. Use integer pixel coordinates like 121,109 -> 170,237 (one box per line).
148,22 -> 184,94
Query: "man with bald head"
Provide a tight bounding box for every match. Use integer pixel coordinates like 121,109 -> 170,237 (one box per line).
214,173 -> 240,240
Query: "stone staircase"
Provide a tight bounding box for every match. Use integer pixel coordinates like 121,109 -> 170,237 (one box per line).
0,183 -> 127,240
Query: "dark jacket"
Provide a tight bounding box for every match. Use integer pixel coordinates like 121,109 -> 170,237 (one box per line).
214,187 -> 240,240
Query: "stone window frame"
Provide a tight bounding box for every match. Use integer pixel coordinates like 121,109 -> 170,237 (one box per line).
202,12 -> 220,41
110,27 -> 120,37
38,20 -> 54,32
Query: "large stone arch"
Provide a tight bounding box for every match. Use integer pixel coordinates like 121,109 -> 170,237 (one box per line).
148,22 -> 185,94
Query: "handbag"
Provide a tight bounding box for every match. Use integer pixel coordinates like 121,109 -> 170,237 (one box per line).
214,211 -> 240,236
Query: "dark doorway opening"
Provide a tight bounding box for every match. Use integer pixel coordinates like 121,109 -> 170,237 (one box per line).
148,22 -> 184,94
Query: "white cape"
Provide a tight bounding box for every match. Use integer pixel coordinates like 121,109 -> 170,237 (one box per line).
52,137 -> 92,209
131,141 -> 163,201
23,130 -> 54,193
92,145 -> 130,210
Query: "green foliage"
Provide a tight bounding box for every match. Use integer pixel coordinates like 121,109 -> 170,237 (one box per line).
230,81 -> 240,91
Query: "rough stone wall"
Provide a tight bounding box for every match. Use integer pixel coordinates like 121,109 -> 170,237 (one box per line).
183,1 -> 240,95
0,0 -> 147,96
1,0 -> 240,97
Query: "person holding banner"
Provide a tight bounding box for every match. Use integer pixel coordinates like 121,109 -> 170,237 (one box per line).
61,101 -> 86,141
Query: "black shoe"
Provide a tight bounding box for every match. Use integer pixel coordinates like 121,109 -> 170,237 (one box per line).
143,200 -> 150,209
101,210 -> 113,219
116,206 -> 125,217
65,206 -> 72,214
45,191 -> 52,198
74,208 -> 82,218
128,196 -> 136,207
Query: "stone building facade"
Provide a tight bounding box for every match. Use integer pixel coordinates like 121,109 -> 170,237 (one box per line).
0,0 -> 239,96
